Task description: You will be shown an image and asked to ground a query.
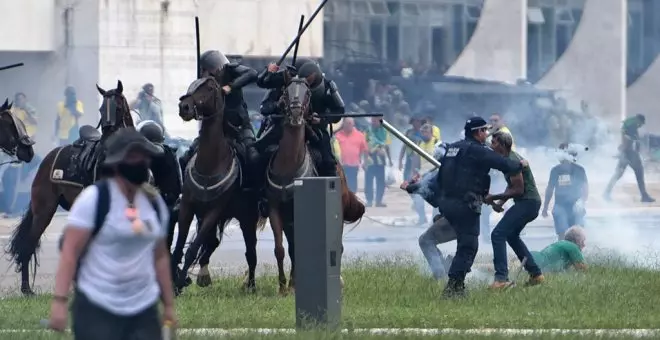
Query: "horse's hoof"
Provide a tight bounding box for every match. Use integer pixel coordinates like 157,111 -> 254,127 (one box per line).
197,274 -> 212,287
242,282 -> 257,294
278,286 -> 289,296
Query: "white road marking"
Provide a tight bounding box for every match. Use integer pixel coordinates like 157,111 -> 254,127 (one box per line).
1,328 -> 659,337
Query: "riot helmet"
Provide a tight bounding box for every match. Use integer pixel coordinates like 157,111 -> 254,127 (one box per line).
136,120 -> 165,144
199,50 -> 230,75
297,61 -> 325,96
293,57 -> 314,71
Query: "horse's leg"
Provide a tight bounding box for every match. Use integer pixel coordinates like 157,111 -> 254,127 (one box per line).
173,198 -> 195,290
180,208 -> 222,288
196,218 -> 224,288
238,212 -> 259,292
9,165 -> 61,295
282,218 -> 295,292
269,207 -> 287,295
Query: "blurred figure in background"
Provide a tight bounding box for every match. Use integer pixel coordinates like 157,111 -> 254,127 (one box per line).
249,112 -> 263,134
335,118 -> 368,192
409,124 -> 439,225
423,115 -> 441,142
490,114 -> 514,149
542,143 -> 588,240
130,83 -> 163,129
12,92 -> 38,139
604,113 -> 655,203
56,86 -> 84,146
364,117 -> 392,207
398,116 -> 424,180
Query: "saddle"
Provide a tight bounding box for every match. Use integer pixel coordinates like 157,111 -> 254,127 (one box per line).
75,125 -> 103,180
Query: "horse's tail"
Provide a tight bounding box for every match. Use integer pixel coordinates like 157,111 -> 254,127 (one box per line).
5,205 -> 39,273
336,165 -> 365,224
256,216 -> 267,232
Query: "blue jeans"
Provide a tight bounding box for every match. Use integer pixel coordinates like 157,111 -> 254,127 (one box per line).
418,217 -> 456,279
364,164 -> 385,204
491,199 -> 543,281
343,165 -> 359,192
552,202 -> 585,239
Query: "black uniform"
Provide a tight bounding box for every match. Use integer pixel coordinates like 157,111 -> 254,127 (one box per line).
437,117 -> 523,298
604,114 -> 654,202
180,50 -> 259,174
255,60 -> 345,176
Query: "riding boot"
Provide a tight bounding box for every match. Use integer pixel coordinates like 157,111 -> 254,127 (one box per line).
442,277 -> 467,299
180,137 -> 200,171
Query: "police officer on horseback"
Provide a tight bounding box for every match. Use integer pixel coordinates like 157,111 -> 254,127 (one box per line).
180,50 -> 259,171
256,58 -> 345,177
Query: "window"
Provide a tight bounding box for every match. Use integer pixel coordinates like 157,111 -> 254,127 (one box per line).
352,1 -> 369,15
370,1 -> 390,15
402,3 -> 420,16
335,2 -> 349,17
528,7 -> 545,24
325,2 -> 335,16
555,8 -> 574,24
465,5 -> 482,21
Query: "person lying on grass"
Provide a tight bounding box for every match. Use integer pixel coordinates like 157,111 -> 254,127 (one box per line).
530,225 -> 588,272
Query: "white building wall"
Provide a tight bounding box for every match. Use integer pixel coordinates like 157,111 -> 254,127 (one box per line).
98,0 -> 324,139
535,0 -> 627,126
447,0 -> 527,83
0,0 -> 56,52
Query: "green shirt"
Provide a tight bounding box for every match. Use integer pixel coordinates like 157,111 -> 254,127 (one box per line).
531,240 -> 585,272
505,151 -> 541,202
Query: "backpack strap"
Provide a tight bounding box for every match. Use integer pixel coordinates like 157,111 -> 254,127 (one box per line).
74,180 -> 111,282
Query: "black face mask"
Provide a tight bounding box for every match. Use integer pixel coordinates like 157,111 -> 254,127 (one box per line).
117,162 -> 150,185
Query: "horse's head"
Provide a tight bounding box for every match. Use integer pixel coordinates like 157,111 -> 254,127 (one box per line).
0,99 -> 34,163
97,80 -> 132,131
281,75 -> 312,127
178,76 -> 225,122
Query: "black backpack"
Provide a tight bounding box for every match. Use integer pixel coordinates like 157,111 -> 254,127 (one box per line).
58,180 -> 162,281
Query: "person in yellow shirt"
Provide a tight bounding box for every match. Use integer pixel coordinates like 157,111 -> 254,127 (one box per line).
11,92 -> 37,138
409,124 -> 439,225
489,114 -> 514,149
423,115 -> 441,141
364,117 -> 393,207
56,86 -> 84,145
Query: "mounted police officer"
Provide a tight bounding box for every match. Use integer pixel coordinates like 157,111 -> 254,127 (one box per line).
437,117 -> 525,298
256,58 -> 345,176
180,50 -> 259,174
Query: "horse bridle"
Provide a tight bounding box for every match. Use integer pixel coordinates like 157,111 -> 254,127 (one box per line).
0,110 -> 23,165
281,76 -> 311,126
182,77 -> 224,121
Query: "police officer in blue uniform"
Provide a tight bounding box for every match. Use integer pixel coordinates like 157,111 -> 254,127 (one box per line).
437,117 -> 525,298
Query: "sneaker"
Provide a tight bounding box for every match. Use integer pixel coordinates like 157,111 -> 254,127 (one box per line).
525,274 -> 545,287
641,195 -> 656,203
489,280 -> 515,289
366,201 -> 373,207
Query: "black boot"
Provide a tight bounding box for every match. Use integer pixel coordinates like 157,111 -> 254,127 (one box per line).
442,277 -> 466,299
240,126 -> 260,166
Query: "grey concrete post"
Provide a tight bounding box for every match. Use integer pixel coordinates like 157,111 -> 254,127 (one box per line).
293,177 -> 343,330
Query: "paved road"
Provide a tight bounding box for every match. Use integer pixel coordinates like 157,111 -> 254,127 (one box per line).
0,210 -> 659,295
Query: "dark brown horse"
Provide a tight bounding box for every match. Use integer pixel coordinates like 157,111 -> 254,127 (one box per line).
265,75 -> 364,295
174,75 -> 265,292
6,81 -> 134,295
0,98 -> 35,163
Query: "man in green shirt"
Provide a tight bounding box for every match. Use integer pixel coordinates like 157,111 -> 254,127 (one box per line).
532,226 -> 587,272
485,131 -> 544,289
604,114 -> 654,202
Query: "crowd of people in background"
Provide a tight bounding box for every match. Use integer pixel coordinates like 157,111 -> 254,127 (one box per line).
0,83 -> 163,217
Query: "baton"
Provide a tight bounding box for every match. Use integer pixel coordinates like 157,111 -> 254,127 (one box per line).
291,15 -> 305,67
276,0 -> 330,66
270,113 -> 384,119
195,17 -> 201,79
381,119 -> 442,168
0,63 -> 23,71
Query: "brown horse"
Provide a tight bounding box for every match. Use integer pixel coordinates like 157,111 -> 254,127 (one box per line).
0,98 -> 35,163
6,81 -> 134,295
174,75 -> 265,292
265,75 -> 364,295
